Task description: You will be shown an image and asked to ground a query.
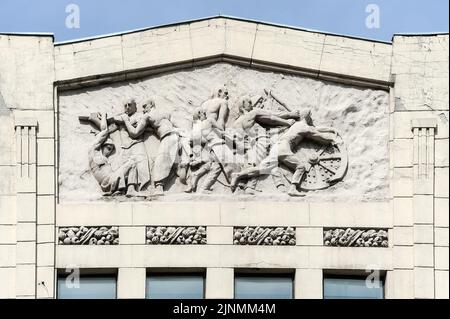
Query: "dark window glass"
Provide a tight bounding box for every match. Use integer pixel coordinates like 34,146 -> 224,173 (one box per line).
235,275 -> 293,299
146,274 -> 204,299
57,275 -> 116,299
323,276 -> 384,299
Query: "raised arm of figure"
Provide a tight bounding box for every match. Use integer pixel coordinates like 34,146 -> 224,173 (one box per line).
81,113 -> 119,134
255,109 -> 295,127
92,113 -> 110,150
315,126 -> 337,134
306,126 -> 337,145
276,110 -> 301,120
123,115 -> 148,139
216,100 -> 229,130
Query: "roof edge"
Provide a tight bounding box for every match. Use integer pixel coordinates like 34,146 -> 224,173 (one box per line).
392,31 -> 449,41
54,15 -> 392,46
0,31 -> 54,39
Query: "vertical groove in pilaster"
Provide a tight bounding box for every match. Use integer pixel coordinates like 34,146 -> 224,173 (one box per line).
411,119 -> 437,299
14,119 -> 38,299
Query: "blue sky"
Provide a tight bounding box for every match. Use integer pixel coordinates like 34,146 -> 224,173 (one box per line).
0,0 -> 448,42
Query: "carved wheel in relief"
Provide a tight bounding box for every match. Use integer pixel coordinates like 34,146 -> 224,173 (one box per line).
289,134 -> 348,191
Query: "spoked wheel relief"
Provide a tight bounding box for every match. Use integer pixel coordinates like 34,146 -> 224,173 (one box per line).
283,134 -> 348,191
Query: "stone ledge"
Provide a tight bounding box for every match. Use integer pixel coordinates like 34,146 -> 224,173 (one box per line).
55,245 -> 393,270
56,201 -> 393,228
14,118 -> 38,127
411,118 -> 438,129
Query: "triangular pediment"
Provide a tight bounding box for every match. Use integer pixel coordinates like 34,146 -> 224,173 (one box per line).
55,17 -> 393,90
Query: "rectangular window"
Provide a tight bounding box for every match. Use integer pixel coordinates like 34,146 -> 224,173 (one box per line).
57,274 -> 117,299
146,273 -> 205,299
323,275 -> 384,299
234,274 -> 293,299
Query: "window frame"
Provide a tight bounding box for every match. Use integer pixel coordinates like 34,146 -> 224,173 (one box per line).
322,273 -> 386,299
56,270 -> 118,299
145,269 -> 206,300
234,270 -> 295,300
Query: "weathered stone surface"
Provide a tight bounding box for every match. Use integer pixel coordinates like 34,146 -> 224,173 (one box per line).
320,35 -> 392,82
55,36 -> 124,81
0,110 -> 14,167
252,24 -> 324,73
392,35 -> 449,111
0,35 -> 54,111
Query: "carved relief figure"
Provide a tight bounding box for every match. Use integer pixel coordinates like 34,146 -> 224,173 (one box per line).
88,112 -> 144,197
230,109 -> 339,196
120,98 -> 191,196
113,99 -> 152,191
76,80 -> 350,199
183,144 -> 213,193
186,107 -> 238,193
231,96 -> 301,194
183,86 -> 232,193
201,85 -> 230,130
185,108 -> 233,193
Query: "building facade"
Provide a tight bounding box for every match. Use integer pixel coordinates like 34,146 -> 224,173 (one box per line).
0,17 -> 448,299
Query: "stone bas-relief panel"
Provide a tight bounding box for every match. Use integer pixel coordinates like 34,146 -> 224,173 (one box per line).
58,226 -> 119,245
146,226 -> 207,245
323,228 -> 388,247
58,63 -> 389,202
234,227 -> 296,246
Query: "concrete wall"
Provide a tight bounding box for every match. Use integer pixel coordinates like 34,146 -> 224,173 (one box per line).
0,18 -> 448,299
0,93 -> 15,298
55,202 -> 392,299
389,34 -> 449,299
0,34 -> 56,299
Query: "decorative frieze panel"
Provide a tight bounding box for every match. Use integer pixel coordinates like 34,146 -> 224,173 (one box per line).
146,226 -> 207,245
58,63 -> 389,202
234,227 -> 296,246
323,228 -> 388,247
58,226 -> 119,245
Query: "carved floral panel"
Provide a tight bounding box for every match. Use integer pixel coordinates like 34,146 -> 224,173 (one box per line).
323,228 -> 389,247
234,226 -> 296,246
58,226 -> 119,245
146,226 -> 207,245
